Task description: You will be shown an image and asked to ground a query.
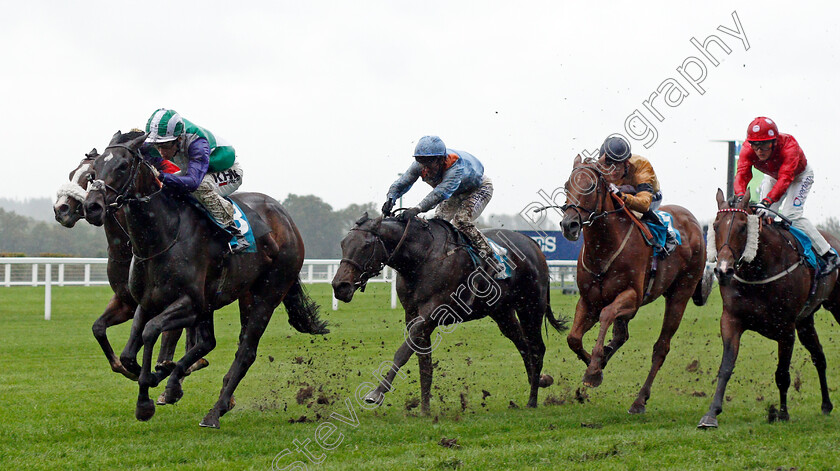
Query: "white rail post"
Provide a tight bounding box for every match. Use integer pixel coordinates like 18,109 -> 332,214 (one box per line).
308,264 -> 314,283
328,264 -> 338,311
390,268 -> 397,309
45,263 -> 52,320
31,263 -> 38,287
4,264 -> 9,287
84,264 -> 91,287
58,263 -> 65,287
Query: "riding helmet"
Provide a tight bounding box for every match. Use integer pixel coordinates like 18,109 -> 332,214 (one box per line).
600,135 -> 632,163
413,136 -> 447,158
146,108 -> 184,143
746,117 -> 778,142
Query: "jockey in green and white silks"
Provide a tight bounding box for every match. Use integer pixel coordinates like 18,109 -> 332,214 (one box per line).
142,108 -> 249,252
382,135 -> 505,277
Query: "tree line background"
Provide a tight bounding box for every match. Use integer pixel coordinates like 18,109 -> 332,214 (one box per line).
7,196 -> 838,259
0,196 -> 556,258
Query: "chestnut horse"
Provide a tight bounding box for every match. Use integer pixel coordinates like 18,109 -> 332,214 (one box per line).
698,189 -> 840,428
332,212 -> 566,414
560,155 -> 709,413
83,131 -> 328,428
53,145 -> 206,386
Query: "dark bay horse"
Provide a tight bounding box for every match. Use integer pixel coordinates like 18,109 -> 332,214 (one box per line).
83,131 -> 328,428
53,145 -> 206,386
698,189 -> 840,428
560,155 -> 709,413
331,213 -> 566,414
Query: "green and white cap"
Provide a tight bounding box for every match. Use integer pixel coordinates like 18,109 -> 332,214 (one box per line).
145,108 -> 184,143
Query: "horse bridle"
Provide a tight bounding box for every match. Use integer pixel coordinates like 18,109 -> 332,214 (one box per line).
88,143 -> 178,261
88,144 -> 162,210
562,166 -> 625,226
715,208 -> 751,266
340,219 -> 413,292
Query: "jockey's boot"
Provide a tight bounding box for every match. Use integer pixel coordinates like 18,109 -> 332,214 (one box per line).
818,249 -> 839,277
662,229 -> 679,257
226,224 -> 250,254
483,254 -> 507,280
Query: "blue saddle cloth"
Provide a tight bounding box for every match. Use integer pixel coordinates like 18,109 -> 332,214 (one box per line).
463,238 -> 513,279
786,225 -> 822,270
432,219 -> 512,279
645,210 -> 682,257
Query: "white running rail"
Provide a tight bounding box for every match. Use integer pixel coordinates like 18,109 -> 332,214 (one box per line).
1,257 -> 577,320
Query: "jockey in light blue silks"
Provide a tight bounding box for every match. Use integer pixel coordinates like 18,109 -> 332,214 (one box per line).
141,108 -> 249,253
383,135 -> 505,277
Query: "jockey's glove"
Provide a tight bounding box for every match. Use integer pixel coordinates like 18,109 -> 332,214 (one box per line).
754,199 -> 773,218
400,207 -> 422,221
382,199 -> 395,216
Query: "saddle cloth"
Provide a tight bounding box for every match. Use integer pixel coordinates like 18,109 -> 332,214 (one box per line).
778,223 -> 830,271
183,194 -> 269,254
434,219 -> 513,279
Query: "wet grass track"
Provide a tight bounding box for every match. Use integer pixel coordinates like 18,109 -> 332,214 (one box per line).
1,284 -> 838,470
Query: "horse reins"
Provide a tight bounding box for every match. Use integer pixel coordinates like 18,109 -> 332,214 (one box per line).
89,143 -> 180,262
715,207 -> 803,284
341,218 -> 414,292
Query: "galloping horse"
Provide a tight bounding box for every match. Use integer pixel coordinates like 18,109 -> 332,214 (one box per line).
53,144 -> 206,385
332,213 -> 566,414
560,155 -> 709,413
698,190 -> 840,428
83,131 -> 328,428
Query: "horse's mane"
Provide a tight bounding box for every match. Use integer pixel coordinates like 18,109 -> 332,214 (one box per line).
118,130 -> 146,144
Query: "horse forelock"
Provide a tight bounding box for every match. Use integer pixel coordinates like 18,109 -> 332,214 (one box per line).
118,130 -> 146,144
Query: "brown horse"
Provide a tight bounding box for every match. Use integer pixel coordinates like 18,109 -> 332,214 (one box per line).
332,213 -> 566,413
559,155 -> 709,413
53,146 -> 206,385
83,131 -> 328,428
698,189 -> 840,428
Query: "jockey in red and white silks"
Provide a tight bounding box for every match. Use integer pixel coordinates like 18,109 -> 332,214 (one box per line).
734,116 -> 838,276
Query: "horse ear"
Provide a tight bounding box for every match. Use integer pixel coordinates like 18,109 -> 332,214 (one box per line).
737,193 -> 751,210
574,154 -> 582,165
85,148 -> 99,159
355,212 -> 370,226
126,132 -> 147,150
108,130 -> 122,146
715,188 -> 726,208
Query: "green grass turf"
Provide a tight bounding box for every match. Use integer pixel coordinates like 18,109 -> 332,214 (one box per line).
1,284 -> 839,470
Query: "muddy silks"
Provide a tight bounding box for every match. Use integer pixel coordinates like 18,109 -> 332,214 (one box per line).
420,153 -> 459,187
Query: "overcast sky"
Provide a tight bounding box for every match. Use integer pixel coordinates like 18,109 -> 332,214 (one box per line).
3,0 -> 839,227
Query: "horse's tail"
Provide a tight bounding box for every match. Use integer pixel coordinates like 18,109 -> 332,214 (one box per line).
283,278 -> 330,335
692,263 -> 715,306
544,287 -> 569,334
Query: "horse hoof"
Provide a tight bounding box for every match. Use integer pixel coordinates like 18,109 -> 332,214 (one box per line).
628,403 -> 646,414
116,367 -> 139,382
186,358 -> 210,375
200,410 -> 221,429
582,371 -> 603,388
135,398 -> 156,421
164,386 -> 184,405
697,415 -> 718,429
539,374 -> 554,388
156,392 -> 168,406
363,390 -> 384,405
822,403 -> 833,416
